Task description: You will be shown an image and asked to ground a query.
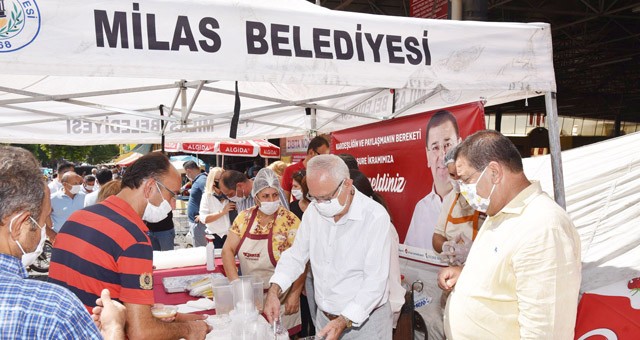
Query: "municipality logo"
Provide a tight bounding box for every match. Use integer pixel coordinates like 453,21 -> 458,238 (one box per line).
0,0 -> 40,52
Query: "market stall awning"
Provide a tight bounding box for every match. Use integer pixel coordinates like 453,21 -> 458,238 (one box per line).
165,140 -> 280,159
116,152 -> 144,166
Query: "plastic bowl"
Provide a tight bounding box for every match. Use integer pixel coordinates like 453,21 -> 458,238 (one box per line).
151,303 -> 178,319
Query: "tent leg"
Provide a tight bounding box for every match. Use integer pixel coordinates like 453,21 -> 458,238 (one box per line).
545,92 -> 566,209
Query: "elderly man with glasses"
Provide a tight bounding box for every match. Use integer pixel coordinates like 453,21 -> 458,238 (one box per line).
264,154 -> 393,340
49,152 -> 210,340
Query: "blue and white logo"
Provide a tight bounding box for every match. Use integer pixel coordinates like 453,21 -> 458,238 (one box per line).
0,0 -> 40,52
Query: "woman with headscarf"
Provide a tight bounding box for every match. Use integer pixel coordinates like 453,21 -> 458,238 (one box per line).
197,167 -> 235,248
222,168 -> 304,334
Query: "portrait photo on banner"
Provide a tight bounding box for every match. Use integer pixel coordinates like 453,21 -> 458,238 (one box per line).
331,101 -> 485,264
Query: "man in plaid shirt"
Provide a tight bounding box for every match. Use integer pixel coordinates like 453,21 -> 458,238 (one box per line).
0,146 -> 111,339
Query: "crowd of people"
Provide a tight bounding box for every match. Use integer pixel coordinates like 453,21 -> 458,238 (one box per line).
0,122 -> 582,339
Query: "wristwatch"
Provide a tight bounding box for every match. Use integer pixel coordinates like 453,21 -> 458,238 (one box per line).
340,315 -> 353,328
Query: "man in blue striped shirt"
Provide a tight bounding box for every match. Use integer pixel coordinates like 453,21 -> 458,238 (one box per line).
0,146 -> 104,339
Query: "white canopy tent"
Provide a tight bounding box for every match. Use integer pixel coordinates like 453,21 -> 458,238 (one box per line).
0,0 -> 565,203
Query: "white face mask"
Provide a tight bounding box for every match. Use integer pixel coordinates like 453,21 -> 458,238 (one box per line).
291,189 -> 303,200
142,183 -> 173,223
314,183 -> 347,218
9,213 -> 47,267
459,167 -> 496,213
69,184 -> 83,195
258,200 -> 280,215
84,185 -> 95,191
227,187 -> 244,203
451,180 -> 460,193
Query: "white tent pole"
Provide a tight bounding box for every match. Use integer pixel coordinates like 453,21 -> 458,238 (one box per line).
545,91 -> 566,209
0,84 -> 178,105
163,86 -> 183,135
183,81 -> 206,123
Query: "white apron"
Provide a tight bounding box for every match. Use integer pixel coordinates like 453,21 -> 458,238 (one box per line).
236,208 -> 301,333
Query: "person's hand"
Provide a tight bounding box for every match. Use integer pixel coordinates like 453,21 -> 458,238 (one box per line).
317,316 -> 348,340
283,292 -> 300,315
437,266 -> 463,292
194,215 -> 201,223
185,320 -> 211,340
223,202 -> 236,213
263,287 -> 282,323
92,289 -> 126,340
440,233 -> 472,265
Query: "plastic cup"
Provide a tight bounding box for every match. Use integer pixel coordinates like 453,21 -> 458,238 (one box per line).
212,277 -> 234,315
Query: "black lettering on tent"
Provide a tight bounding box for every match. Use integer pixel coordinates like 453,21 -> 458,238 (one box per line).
404,37 -> 421,65
313,28 -> 333,59
365,32 -> 383,62
171,16 -> 198,51
199,18 -> 221,53
293,26 -> 312,58
334,30 -> 353,60
147,14 -> 170,50
246,21 -> 269,54
94,10 -> 129,48
386,35 -> 404,64
271,24 -> 292,56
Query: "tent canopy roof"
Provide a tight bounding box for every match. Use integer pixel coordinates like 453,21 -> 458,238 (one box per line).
0,0 -> 556,145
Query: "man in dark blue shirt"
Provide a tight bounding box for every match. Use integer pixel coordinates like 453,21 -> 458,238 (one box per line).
184,161 -> 208,247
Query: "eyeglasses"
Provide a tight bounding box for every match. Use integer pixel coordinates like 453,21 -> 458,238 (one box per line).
458,168 -> 481,185
306,179 -> 344,204
156,180 -> 178,200
428,141 -> 455,154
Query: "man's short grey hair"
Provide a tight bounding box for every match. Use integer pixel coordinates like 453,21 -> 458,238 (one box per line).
307,154 -> 349,185
0,146 -> 45,229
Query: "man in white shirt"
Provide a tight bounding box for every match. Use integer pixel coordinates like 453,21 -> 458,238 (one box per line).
84,169 -> 113,207
48,162 -> 75,193
405,110 -> 461,250
439,130 -> 581,339
264,154 -> 393,340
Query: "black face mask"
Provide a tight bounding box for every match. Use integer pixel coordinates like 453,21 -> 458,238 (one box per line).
213,193 -> 227,200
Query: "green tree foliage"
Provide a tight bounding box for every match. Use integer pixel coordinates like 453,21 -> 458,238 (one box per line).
38,144 -> 120,164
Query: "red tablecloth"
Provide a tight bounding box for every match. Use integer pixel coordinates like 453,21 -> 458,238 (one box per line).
153,259 -> 228,314
574,280 -> 640,339
153,260 -> 301,335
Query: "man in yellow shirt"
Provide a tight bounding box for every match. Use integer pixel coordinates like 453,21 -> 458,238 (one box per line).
439,130 -> 581,339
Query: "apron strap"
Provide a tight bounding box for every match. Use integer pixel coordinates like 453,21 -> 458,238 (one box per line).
445,193 -> 481,241
235,208 -> 259,256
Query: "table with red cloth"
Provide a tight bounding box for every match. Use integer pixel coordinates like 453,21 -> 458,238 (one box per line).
153,259 -> 228,315
153,259 -> 301,335
574,277 -> 640,339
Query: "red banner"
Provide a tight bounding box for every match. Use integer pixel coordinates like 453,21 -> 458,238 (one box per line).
331,102 -> 485,263
410,0 -> 449,19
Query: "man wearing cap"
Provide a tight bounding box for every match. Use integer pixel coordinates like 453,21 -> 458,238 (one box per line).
439,130 -> 581,339
264,154 -> 393,340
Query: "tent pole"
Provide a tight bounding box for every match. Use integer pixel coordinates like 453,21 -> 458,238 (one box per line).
545,92 -> 566,209
159,105 -> 165,154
